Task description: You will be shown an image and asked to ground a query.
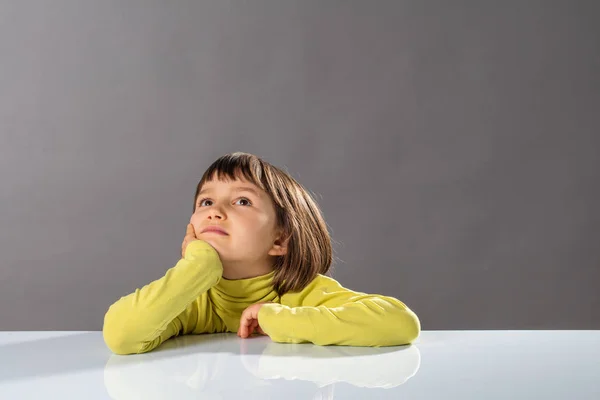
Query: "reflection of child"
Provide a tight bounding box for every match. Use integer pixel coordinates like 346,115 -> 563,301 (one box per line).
103,152 -> 420,355
241,338 -> 421,389
103,334 -> 421,399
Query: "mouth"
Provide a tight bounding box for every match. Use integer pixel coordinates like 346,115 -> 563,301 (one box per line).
201,226 -> 229,235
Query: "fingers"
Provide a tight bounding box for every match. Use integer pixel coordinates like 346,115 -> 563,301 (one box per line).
238,313 -> 246,337
181,238 -> 189,258
181,224 -> 197,258
239,320 -> 248,338
239,312 -> 257,338
248,320 -> 258,336
186,223 -> 196,238
239,318 -> 262,338
238,304 -> 267,339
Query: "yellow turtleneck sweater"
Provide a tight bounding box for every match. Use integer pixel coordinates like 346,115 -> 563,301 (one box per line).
103,240 -> 420,355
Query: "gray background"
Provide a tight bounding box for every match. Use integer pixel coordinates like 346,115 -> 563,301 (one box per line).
1,1 -> 598,331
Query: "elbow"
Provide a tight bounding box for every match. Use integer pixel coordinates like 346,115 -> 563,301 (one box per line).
392,309 -> 421,346
103,309 -> 141,355
103,327 -> 133,355
103,320 -> 132,355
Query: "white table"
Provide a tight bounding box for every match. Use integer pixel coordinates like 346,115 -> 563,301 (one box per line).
0,331 -> 598,399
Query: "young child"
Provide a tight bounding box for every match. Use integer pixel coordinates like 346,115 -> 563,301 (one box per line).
103,152 -> 420,355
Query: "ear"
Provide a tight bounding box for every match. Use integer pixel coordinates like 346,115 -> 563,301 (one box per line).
267,231 -> 289,257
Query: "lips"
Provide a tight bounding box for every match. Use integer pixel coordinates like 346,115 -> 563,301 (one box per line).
201,226 -> 229,235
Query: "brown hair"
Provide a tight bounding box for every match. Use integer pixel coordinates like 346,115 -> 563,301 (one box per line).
194,152 -> 333,296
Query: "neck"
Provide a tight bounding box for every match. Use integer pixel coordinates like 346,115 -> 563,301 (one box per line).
221,258 -> 275,280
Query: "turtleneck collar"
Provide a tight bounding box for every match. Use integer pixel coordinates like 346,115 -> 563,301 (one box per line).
211,269 -> 278,304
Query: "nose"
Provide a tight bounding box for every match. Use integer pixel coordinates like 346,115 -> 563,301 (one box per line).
207,205 -> 225,220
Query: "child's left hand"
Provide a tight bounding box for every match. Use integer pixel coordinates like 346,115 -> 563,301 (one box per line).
238,302 -> 272,339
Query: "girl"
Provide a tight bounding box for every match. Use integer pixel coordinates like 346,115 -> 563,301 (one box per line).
103,152 -> 420,355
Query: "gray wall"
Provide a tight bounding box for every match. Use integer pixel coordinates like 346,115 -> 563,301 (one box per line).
1,1 -> 598,331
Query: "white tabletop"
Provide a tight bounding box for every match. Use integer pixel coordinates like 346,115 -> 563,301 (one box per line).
0,330 -> 598,399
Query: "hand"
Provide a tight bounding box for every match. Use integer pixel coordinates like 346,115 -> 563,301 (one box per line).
181,223 -> 199,258
238,303 -> 271,339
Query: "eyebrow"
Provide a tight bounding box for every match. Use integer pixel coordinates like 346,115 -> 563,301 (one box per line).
197,186 -> 262,198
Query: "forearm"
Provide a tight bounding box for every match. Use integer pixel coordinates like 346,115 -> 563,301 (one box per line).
258,297 -> 420,347
103,240 -> 223,354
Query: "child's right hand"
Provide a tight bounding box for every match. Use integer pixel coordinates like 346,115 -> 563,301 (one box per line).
181,223 -> 199,258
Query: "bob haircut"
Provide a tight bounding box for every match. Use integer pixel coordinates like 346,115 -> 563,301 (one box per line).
193,152 -> 333,296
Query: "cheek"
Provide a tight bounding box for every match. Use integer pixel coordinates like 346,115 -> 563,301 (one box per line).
189,213 -> 202,234
245,214 -> 271,232
241,217 -> 275,244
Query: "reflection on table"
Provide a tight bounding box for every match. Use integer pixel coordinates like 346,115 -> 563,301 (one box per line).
104,333 -> 420,399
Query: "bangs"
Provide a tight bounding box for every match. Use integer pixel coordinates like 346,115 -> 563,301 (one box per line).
196,153 -> 267,195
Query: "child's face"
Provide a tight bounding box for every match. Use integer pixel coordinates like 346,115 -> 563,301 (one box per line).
190,177 -> 285,265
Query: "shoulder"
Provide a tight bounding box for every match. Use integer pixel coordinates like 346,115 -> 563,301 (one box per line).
301,274 -> 348,293
310,274 -> 346,290
280,274 -> 367,306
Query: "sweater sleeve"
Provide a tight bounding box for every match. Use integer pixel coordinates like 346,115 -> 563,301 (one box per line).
102,240 -> 225,355
257,276 -> 420,347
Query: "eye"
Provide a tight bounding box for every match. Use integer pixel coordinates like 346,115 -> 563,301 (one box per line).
235,197 -> 252,206
198,198 -> 212,207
